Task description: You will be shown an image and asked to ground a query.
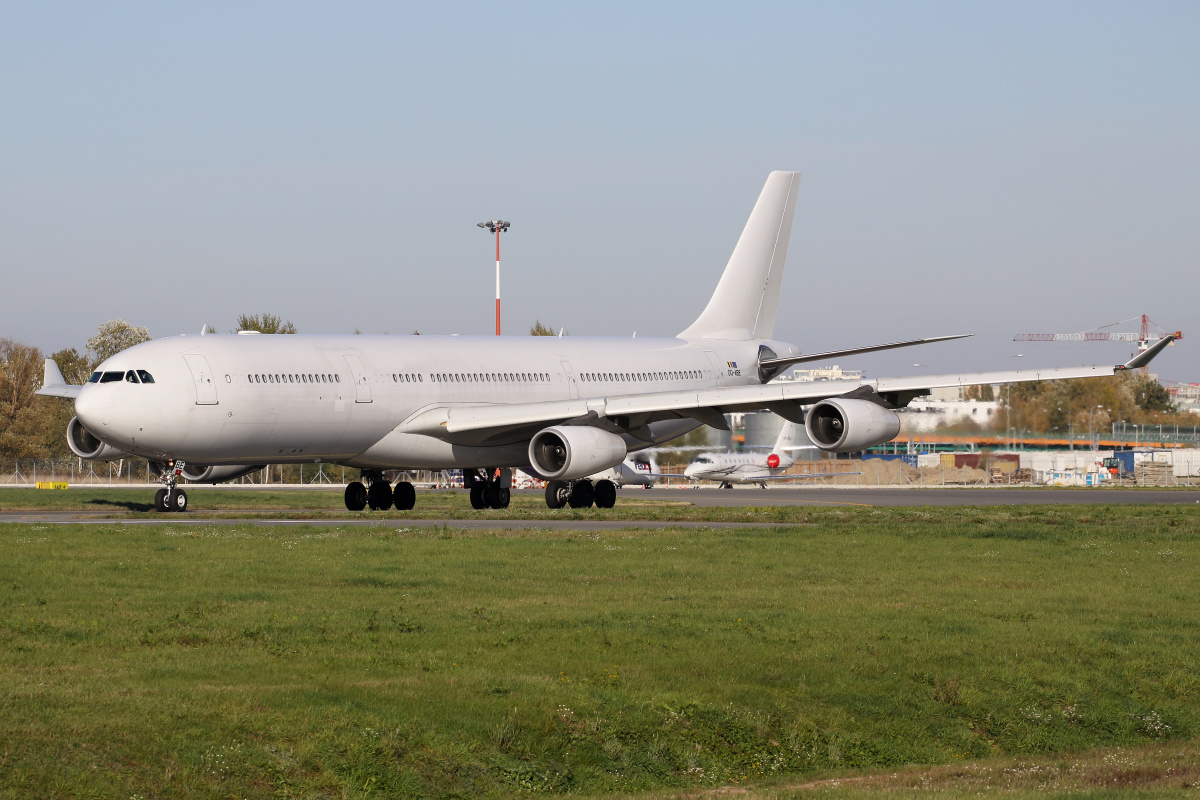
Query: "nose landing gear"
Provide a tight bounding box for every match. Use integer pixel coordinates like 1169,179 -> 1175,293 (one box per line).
152,460 -> 188,513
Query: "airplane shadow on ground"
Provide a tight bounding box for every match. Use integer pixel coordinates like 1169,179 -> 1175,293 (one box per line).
87,498 -> 154,513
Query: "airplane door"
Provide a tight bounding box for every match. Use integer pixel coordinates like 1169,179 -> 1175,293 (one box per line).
342,353 -> 372,403
182,354 -> 219,405
703,350 -> 727,387
560,360 -> 578,399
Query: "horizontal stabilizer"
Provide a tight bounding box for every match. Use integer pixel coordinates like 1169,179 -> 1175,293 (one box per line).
760,335 -> 971,380
35,358 -> 82,399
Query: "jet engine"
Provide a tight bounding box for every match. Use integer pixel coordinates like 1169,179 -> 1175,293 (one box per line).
805,398 -> 901,452
179,464 -> 268,484
66,416 -> 129,462
528,425 -> 628,481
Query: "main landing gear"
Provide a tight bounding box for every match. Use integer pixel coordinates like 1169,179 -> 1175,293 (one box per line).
466,468 -> 511,510
152,460 -> 188,513
544,478 -> 617,509
345,470 -> 416,511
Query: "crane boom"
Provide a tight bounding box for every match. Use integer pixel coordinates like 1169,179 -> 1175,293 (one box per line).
1014,314 -> 1182,352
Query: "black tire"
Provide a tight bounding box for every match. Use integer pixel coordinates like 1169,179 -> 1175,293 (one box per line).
170,488 -> 188,512
594,479 -> 617,509
545,480 -> 567,509
568,480 -> 595,509
491,487 -> 510,509
392,481 -> 416,511
469,483 -> 488,510
345,481 -> 368,511
154,488 -> 170,512
367,480 -> 393,511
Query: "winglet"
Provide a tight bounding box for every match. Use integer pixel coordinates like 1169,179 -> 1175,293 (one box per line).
36,358 -> 83,399
1119,334 -> 1176,370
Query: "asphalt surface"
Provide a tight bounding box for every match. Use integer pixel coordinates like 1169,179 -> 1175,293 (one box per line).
1,485 -> 1196,529
633,487 -> 1200,506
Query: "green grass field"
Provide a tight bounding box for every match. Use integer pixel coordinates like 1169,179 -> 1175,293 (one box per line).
2,505 -> 1199,798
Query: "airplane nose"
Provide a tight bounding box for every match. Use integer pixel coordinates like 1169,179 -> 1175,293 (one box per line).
74,387 -> 100,431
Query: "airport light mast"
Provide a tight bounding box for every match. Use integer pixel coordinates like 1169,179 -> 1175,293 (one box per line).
476,220 -> 510,335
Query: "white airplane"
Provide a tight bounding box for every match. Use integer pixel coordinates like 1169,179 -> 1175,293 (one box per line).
683,420 -> 813,488
37,171 -> 1178,513
588,455 -> 661,490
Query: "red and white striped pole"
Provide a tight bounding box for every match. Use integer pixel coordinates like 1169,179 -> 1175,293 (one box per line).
477,219 -> 510,336
494,226 -> 501,336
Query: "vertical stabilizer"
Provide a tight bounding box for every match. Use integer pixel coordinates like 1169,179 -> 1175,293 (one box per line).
679,171 -> 800,341
773,421 -> 801,467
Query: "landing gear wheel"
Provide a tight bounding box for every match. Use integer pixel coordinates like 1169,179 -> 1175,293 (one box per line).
594,479 -> 617,509
169,488 -> 188,512
345,481 -> 368,511
367,480 -> 393,511
392,481 -> 416,511
470,483 -> 488,510
487,486 -> 510,509
154,488 -> 170,513
568,480 -> 595,509
545,480 -> 567,509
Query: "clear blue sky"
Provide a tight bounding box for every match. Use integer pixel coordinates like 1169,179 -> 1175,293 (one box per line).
3,2 -> 1197,382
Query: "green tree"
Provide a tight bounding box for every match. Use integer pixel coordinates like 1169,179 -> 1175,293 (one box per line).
52,347 -> 94,385
87,319 -> 151,364
235,313 -> 297,334
1132,375 -> 1174,412
0,339 -> 55,458
963,384 -> 995,402
530,321 -> 565,336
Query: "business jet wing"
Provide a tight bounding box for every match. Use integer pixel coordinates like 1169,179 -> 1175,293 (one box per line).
757,471 -> 857,480
396,358 -> 1142,446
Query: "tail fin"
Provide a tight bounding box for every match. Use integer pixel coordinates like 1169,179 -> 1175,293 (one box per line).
772,421 -> 800,466
679,171 -> 800,341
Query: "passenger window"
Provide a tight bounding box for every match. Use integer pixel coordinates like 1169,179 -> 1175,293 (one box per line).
126,371 -> 140,383
335,374 -> 340,382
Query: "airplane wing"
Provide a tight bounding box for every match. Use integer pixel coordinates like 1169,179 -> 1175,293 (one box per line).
35,358 -> 82,399
396,358 -> 1144,446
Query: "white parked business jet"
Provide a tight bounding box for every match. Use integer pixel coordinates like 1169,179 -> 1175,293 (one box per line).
683,421 -> 812,488
38,172 -> 1177,513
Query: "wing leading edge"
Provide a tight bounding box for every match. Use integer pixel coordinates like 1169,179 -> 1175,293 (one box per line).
396,360 -> 1132,446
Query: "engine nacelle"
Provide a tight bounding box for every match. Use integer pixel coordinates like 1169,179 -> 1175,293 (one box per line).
66,416 -> 130,462
805,398 -> 901,452
180,464 -> 267,484
528,425 -> 628,481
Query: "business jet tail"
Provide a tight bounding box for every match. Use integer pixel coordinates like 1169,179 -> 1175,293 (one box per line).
772,420 -> 810,467
679,171 -> 800,342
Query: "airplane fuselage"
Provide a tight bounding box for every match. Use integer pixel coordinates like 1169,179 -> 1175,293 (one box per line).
684,451 -> 793,484
76,332 -> 796,470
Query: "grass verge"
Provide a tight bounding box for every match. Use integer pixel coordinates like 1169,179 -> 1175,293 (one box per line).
2,505 -> 1198,797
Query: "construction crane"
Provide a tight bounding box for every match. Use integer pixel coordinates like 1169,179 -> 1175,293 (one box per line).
1014,315 -> 1183,362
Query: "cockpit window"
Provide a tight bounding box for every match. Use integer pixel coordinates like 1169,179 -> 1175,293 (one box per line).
99,371 -> 125,383
125,371 -> 140,383
136,370 -> 154,384
88,372 -> 102,383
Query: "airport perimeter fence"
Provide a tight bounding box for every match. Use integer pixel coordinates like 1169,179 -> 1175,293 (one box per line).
0,459 -> 372,487
2,458 -> 1197,489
